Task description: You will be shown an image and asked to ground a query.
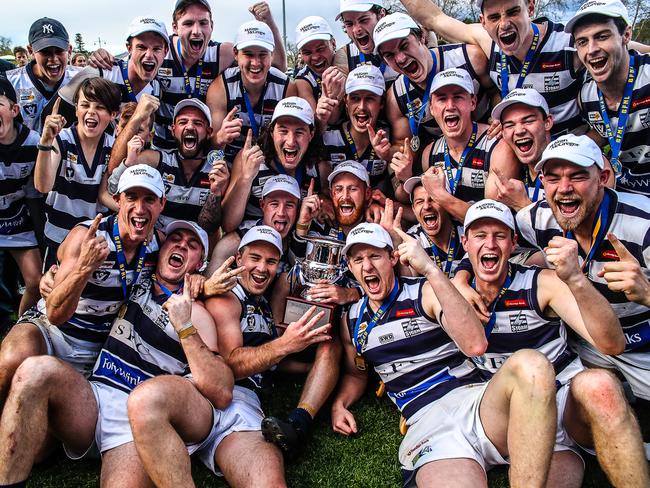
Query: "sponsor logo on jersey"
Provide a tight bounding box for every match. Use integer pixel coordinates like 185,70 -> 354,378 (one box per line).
540,61 -> 562,71
378,333 -> 395,344
509,313 -> 529,332
543,74 -> 560,92
157,67 -> 173,77
601,249 -> 620,261
471,158 -> 484,168
504,299 -> 527,308
396,308 -> 415,318
632,96 -> 650,111
401,318 -> 422,337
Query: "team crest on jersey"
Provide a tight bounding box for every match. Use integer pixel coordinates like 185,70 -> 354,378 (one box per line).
92,269 -> 111,282
470,170 -> 485,188
641,109 -> 650,129
369,159 -> 387,175
587,111 -> 607,135
162,173 -> 175,183
163,182 -> 172,194
509,313 -> 528,332
401,318 -> 422,337
543,74 -> 560,92
159,78 -> 172,90
64,166 -> 75,181
22,103 -> 37,117
157,67 -> 173,77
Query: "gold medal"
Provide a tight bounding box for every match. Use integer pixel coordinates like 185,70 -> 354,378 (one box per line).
354,354 -> 367,371
375,381 -> 385,397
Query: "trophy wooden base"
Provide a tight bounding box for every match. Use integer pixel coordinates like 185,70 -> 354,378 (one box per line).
283,295 -> 336,329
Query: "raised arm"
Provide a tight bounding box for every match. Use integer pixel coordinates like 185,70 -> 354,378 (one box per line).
34,98 -> 64,193
249,1 -> 287,72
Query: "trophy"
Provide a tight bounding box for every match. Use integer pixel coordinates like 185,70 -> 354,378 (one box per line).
283,235 -> 345,328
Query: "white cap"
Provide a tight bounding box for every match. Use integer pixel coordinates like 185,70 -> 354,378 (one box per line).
430,68 -> 475,95
565,0 -> 630,33
238,225 -> 283,255
343,222 -> 394,255
345,65 -> 386,96
117,164 -> 165,198
127,16 -> 170,45
373,13 -> 418,53
336,0 -> 382,20
491,88 -> 549,121
235,20 -> 274,52
164,220 -> 209,260
173,98 -> 212,127
271,96 -> 314,126
296,16 -> 334,50
262,175 -> 301,200
403,176 -> 423,202
535,134 -> 604,172
464,199 -> 515,233
328,160 -> 370,187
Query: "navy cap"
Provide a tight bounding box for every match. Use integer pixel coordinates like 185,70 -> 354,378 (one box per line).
28,18 -> 69,52
0,77 -> 17,104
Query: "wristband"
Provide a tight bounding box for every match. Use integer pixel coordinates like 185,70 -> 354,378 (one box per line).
178,322 -> 197,340
295,222 -> 310,231
37,143 -> 58,153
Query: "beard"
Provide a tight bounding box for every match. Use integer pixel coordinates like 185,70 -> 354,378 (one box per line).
336,204 -> 365,226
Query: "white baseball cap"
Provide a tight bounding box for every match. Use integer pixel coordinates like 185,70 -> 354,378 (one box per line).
117,164 -> 165,198
336,0 -> 382,20
464,199 -> 515,233
430,68 -> 475,95
345,65 -> 386,96
535,134 -> 604,172
127,16 -> 170,46
403,176 -> 423,202
235,20 -> 274,52
164,220 -> 209,260
565,0 -> 630,33
238,225 -> 283,255
491,88 -> 550,121
343,222 -> 394,255
271,96 -> 315,126
262,175 -> 301,200
296,16 -> 334,50
373,13 -> 419,53
328,160 -> 371,187
173,98 -> 212,127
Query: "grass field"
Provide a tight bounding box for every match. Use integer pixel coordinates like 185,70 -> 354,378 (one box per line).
24,374 -> 650,488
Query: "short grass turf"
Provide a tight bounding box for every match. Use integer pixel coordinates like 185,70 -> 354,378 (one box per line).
26,375 -> 650,488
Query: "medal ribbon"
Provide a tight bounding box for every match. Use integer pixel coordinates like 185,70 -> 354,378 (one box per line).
153,273 -> 184,297
472,267 -> 512,338
430,226 -> 457,276
443,122 -> 478,195
177,38 -> 204,98
118,60 -> 138,103
565,190 -> 611,273
500,23 -> 540,98
241,80 -> 268,140
404,50 -> 436,140
274,158 -> 305,187
343,122 -> 376,172
112,219 -> 148,299
597,56 -> 636,176
353,280 -> 399,354
524,170 -> 543,202
359,52 -> 386,74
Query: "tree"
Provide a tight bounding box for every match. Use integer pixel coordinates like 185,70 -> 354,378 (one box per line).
623,0 -> 650,43
0,36 -> 12,56
286,41 -> 300,71
74,33 -> 87,54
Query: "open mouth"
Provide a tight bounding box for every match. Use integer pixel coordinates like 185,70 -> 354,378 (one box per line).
422,212 -> 439,231
189,39 -> 204,52
514,137 -> 533,154
444,114 -> 460,130
480,253 -> 499,271
182,130 -> 198,150
84,117 -> 99,130
248,66 -> 263,75
499,31 -> 517,48
282,147 -> 299,164
251,272 -> 268,285
588,56 -> 608,74
354,112 -> 370,127
363,275 -> 381,294
312,58 -> 327,71
142,61 -> 156,74
338,201 -> 356,215
555,199 -> 580,217
356,33 -> 371,50
168,252 -> 185,269
45,63 -> 62,78
273,219 -> 288,234
401,60 -> 419,77
131,216 -> 148,231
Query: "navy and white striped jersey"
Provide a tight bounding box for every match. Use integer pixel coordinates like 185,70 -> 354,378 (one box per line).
5,61 -> 80,132
97,63 -> 162,104
406,223 -> 464,278
426,129 -> 497,204
232,283 -> 276,392
156,150 -> 212,228
579,52 -> 650,195
44,125 -> 113,250
344,42 -> 399,85
222,66 -> 289,163
295,65 -> 322,102
347,277 -> 483,420
517,189 -> 650,352
0,124 -> 39,248
472,264 -> 576,380
488,18 -> 583,137
89,278 -> 191,394
522,167 -> 546,203
153,40 -> 223,150
56,214 -> 160,346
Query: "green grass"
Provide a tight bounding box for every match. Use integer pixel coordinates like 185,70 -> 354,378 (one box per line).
25,375 -> 649,487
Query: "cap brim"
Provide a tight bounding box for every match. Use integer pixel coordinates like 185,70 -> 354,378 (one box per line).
534,154 -> 601,173
565,11 -> 628,33
58,67 -> 100,105
346,84 -> 384,96
235,40 -> 274,52
118,181 -> 164,198
174,100 -> 212,127
271,112 -> 313,126
328,168 -> 370,186
297,33 -> 333,50
374,28 -> 412,53
128,29 -> 170,46
336,4 -> 376,20
262,187 -> 301,200
403,176 -> 422,199
31,38 -> 69,52
164,220 -> 209,259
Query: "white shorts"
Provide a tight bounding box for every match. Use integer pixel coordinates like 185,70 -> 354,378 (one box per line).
19,306 -> 102,377
571,338 -> 650,401
196,386 -> 265,475
398,383 -> 507,487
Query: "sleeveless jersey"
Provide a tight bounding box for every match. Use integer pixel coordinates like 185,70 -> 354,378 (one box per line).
517,188 -> 650,352
488,18 -> 583,137
347,277 -> 483,420
156,150 -> 212,228
222,66 -> 289,163
295,65 -> 322,102
406,222 -> 464,278
232,283 -> 276,391
344,42 -> 399,85
44,125 -> 113,249
579,52 -> 650,195
98,63 -> 162,104
153,40 -> 222,150
522,167 -> 546,203
427,129 -> 496,203
5,61 -> 80,132
89,278 -> 192,394
0,124 -> 39,247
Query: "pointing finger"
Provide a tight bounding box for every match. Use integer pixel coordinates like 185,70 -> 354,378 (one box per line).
226,106 -> 239,121
244,129 -> 253,150
307,178 -> 315,197
608,233 -> 637,262
52,97 -> 61,116
86,214 -> 103,239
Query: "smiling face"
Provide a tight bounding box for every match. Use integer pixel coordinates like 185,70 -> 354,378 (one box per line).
272,117 -> 314,171
30,46 -> 71,86
157,228 -> 203,284
501,104 -> 552,166
173,3 -> 213,60
411,185 -> 451,240
14,51 -> 29,67
235,46 -> 272,88
127,32 -> 168,83
0,95 -> 20,144
172,106 -> 212,158
462,219 -> 516,284
261,191 -> 299,238
300,39 -> 335,76
573,19 -> 631,86
75,90 -> 117,139
480,0 -> 534,57
346,90 -> 383,133
430,85 -> 476,140
330,172 -> 371,226
347,244 -> 397,305
378,34 -> 430,84
541,160 -> 608,232
236,241 -> 280,296
342,10 -> 382,54
115,187 -> 165,244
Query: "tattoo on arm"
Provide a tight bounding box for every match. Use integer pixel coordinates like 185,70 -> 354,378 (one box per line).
198,193 -> 223,233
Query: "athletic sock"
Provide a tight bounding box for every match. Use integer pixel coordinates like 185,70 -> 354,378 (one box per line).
288,407 -> 313,434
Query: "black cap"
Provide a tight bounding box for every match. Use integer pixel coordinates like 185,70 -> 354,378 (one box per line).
28,18 -> 70,52
173,0 -> 211,14
0,77 -> 17,104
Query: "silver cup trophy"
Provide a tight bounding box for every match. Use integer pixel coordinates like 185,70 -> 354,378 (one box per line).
283,235 -> 345,328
